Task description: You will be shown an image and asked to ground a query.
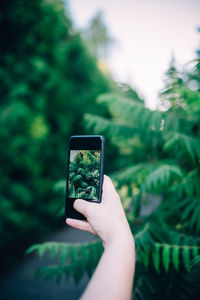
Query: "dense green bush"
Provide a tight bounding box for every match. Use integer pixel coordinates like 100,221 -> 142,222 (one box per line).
28,57 -> 200,298
0,0 -> 110,268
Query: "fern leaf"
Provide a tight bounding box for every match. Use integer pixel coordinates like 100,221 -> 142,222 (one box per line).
84,113 -> 137,139
27,242 -> 64,259
35,265 -> 59,280
174,197 -> 200,234
172,245 -> 180,271
50,243 -> 59,258
97,93 -> 163,132
162,244 -> 171,272
59,244 -> 70,265
192,246 -> 199,258
112,163 -> 147,186
143,251 -> 150,268
190,255 -> 200,268
164,132 -> 200,162
142,164 -> 182,192
135,223 -> 154,253
182,247 -> 191,271
170,169 -> 199,198
190,203 -> 200,232
25,244 -> 40,255
152,244 -> 160,272
177,198 -> 196,221
26,240 -> 103,283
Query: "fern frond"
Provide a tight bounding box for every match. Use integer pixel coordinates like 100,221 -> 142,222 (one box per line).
112,162 -> 183,195
149,243 -> 200,273
174,197 -> 200,234
134,223 -> 170,262
152,243 -> 161,272
84,113 -> 137,139
134,222 -> 200,273
35,265 -> 64,283
141,164 -> 183,192
169,168 -> 199,198
134,223 -> 155,253
164,131 -> 200,162
111,163 -> 152,188
178,86 -> 200,117
190,254 -> 200,268
162,244 -> 171,272
97,93 -> 163,131
26,239 -> 103,283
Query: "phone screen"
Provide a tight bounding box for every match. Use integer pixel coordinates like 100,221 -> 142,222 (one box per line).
66,135 -> 104,220
68,149 -> 101,200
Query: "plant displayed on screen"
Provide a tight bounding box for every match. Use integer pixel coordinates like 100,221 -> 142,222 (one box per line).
68,150 -> 100,199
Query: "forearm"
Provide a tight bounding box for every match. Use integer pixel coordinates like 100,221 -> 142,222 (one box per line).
81,230 -> 135,300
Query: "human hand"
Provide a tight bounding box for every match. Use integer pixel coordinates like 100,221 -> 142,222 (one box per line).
66,175 -> 133,248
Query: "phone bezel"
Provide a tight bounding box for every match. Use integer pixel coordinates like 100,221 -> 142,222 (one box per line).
65,135 -> 104,220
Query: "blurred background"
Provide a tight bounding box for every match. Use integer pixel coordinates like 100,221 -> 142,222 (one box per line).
0,0 -> 200,299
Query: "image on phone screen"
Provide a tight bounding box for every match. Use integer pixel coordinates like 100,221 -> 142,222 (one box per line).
68,150 -> 100,200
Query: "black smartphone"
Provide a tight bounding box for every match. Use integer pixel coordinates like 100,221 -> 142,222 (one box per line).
65,135 -> 105,220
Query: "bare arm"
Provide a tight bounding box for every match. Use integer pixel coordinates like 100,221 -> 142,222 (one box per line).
80,230 -> 135,300
66,175 -> 135,300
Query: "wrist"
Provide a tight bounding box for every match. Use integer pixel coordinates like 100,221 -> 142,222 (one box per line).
104,225 -> 134,250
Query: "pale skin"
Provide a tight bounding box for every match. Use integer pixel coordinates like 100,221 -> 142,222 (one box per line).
66,175 -> 135,300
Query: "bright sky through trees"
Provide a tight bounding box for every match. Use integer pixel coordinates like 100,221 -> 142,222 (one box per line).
69,0 -> 200,108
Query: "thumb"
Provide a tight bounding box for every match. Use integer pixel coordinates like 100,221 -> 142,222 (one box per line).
73,199 -> 91,217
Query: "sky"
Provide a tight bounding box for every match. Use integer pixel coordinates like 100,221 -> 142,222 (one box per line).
68,0 -> 200,108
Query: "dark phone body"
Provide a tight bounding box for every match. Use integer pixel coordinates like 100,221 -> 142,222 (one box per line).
65,135 -> 105,220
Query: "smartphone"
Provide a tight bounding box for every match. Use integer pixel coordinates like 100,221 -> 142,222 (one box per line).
65,135 -> 105,220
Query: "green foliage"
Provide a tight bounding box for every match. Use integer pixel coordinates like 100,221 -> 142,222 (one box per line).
25,17 -> 200,300
26,240 -> 103,284
84,59 -> 200,296
0,0 -> 110,268
132,263 -> 200,300
141,164 -> 183,193
163,132 -> 200,163
68,150 -> 100,199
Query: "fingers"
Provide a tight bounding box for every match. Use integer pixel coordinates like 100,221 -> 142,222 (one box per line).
73,198 -> 90,215
102,175 -> 117,197
66,218 -> 96,235
103,175 -> 115,191
74,198 -> 96,217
